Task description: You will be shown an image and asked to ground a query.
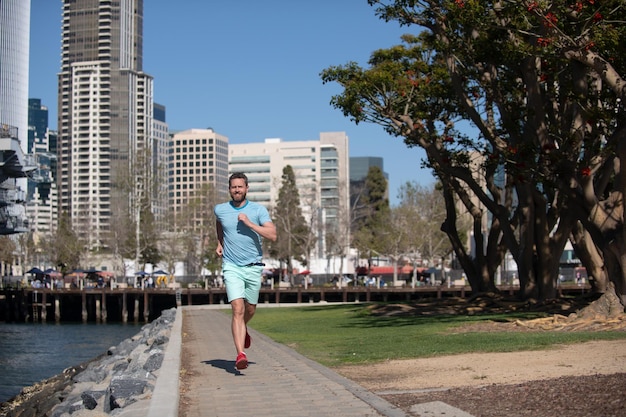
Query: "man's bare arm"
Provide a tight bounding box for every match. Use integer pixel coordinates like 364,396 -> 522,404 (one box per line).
215,219 -> 224,256
237,213 -> 277,242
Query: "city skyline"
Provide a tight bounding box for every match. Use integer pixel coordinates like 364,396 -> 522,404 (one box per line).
29,0 -> 435,206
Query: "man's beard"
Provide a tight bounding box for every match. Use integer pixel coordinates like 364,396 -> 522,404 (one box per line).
231,192 -> 246,203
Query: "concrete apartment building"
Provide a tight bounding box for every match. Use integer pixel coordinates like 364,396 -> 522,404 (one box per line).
57,0 -> 158,249
169,128 -> 229,229
228,131 -> 350,260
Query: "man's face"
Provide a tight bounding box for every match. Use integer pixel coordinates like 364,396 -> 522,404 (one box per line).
229,178 -> 248,203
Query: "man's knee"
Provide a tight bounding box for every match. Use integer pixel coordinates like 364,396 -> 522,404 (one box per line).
231,299 -> 246,316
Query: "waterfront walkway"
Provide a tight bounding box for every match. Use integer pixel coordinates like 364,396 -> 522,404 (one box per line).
147,305 -> 474,417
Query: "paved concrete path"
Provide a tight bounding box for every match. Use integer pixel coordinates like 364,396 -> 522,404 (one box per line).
145,305 -> 475,417
177,306 -> 410,417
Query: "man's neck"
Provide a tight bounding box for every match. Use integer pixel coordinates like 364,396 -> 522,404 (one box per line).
231,199 -> 247,208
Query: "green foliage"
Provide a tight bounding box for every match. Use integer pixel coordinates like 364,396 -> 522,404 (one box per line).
247,304 -> 626,366
352,166 -> 391,256
52,212 -> 83,274
174,182 -> 220,276
323,0 -> 626,301
139,202 -> 161,266
269,166 -> 311,270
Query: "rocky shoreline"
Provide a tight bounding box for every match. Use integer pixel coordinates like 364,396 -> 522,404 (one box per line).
0,308 -> 177,417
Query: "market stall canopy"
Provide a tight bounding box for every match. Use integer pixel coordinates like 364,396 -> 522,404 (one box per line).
43,268 -> 62,277
26,267 -> 44,274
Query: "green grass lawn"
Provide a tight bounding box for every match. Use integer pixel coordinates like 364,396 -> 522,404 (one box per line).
238,304 -> 626,367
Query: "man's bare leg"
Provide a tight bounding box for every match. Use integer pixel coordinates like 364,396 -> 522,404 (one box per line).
232,299 -> 257,351
231,298 -> 247,353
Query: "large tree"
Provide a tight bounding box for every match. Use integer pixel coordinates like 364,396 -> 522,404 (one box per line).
324,179 -> 352,276
397,181 -> 453,267
176,182 -> 220,277
0,236 -> 17,276
322,0 -> 626,303
269,165 -> 311,281
47,212 -> 84,275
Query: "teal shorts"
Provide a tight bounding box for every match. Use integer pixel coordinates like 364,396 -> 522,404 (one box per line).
223,263 -> 263,304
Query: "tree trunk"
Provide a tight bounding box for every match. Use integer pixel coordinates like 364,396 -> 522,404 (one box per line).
577,282 -> 625,318
608,241 -> 626,307
570,224 -> 609,292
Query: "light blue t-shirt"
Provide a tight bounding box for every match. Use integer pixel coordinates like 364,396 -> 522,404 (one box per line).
214,200 -> 272,266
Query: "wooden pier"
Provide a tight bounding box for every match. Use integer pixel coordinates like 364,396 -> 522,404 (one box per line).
0,284 -> 591,323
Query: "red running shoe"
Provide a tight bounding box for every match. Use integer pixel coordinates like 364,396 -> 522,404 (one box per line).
235,352 -> 248,370
244,330 -> 251,349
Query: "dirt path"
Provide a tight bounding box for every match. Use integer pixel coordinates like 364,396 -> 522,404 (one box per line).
334,340 -> 626,392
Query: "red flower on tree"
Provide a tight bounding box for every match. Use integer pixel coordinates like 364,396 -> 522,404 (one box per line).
572,2 -> 583,13
544,12 -> 558,28
537,37 -> 552,47
581,167 -> 591,177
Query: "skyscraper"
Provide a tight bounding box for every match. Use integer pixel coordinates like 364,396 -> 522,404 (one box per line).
0,0 -> 36,235
28,98 -> 48,154
58,0 -> 155,248
349,156 -> 389,206
152,103 -> 169,228
26,98 -> 58,241
0,0 -> 30,149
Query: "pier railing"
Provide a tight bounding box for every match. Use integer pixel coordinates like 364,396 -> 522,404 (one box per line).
0,284 -> 591,324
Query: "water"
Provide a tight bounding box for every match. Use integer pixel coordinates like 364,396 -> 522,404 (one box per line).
0,322 -> 143,403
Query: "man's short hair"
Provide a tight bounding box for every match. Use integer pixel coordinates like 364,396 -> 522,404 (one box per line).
229,172 -> 248,186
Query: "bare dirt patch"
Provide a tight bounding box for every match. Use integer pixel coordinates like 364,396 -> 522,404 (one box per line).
335,340 -> 626,392
335,295 -> 626,417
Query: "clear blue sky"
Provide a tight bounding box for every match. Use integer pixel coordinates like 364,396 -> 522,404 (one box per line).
29,0 -> 435,205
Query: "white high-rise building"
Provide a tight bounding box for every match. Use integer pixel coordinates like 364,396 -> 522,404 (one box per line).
0,0 -> 29,154
0,0 -> 36,236
229,131 -> 350,259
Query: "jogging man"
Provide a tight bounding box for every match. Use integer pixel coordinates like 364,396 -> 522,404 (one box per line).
214,172 -> 277,370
